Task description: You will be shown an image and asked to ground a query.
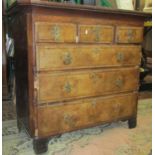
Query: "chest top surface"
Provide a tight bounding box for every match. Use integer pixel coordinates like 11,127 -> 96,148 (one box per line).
7,0 -> 151,18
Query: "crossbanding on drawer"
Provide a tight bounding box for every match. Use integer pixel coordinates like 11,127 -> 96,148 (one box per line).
36,68 -> 139,103
36,45 -> 141,71
37,92 -> 138,137
78,25 -> 114,43
116,26 -> 143,43
35,22 -> 76,42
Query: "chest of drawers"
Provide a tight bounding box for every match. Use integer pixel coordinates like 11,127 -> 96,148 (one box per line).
8,1 -> 151,154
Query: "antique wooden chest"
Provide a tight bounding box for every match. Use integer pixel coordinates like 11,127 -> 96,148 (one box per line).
7,0 -> 151,154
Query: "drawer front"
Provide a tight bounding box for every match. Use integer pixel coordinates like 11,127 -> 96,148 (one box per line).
36,45 -> 141,71
37,68 -> 139,103
116,26 -> 143,43
79,25 -> 114,43
37,93 -> 138,137
35,22 -> 76,42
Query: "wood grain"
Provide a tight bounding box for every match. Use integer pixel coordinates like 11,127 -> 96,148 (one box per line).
37,92 -> 138,137
35,22 -> 76,43
36,45 -> 141,71
78,25 -> 114,43
37,67 -> 139,103
116,26 -> 144,43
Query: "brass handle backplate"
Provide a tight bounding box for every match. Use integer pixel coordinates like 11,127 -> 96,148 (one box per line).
89,72 -> 100,83
63,53 -> 72,65
127,29 -> 136,42
63,82 -> 72,93
91,27 -> 100,42
115,78 -> 123,88
116,52 -> 124,62
52,25 -> 61,41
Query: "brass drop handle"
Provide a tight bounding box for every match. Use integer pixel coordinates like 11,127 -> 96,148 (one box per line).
51,25 -> 61,41
63,53 -> 72,65
64,114 -> 75,128
63,82 -> 72,93
127,29 -> 135,42
89,73 -> 101,83
115,78 -> 123,88
90,27 -> 100,42
116,52 -> 124,62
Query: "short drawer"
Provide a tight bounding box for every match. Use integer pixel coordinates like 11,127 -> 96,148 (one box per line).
36,67 -> 139,103
78,25 -> 114,43
37,92 -> 138,137
36,45 -> 141,71
116,26 -> 143,43
35,22 -> 76,42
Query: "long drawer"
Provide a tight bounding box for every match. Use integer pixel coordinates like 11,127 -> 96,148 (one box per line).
36,67 -> 139,103
36,45 -> 141,71
37,92 -> 138,137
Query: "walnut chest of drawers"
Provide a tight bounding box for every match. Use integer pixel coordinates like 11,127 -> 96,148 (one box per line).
8,1 -> 151,154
